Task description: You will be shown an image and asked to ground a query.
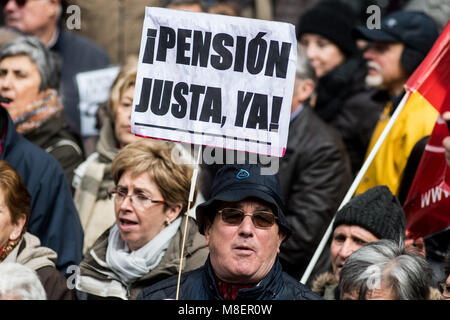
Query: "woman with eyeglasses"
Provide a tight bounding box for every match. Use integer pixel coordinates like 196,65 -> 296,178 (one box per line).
74,139 -> 208,300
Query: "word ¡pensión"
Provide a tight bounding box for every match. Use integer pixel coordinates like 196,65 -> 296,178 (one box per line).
142,26 -> 292,79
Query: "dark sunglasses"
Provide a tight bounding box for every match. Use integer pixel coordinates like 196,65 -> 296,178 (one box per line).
1,0 -> 29,8
218,208 -> 278,229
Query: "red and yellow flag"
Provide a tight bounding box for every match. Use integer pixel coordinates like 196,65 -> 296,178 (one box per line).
403,22 -> 450,238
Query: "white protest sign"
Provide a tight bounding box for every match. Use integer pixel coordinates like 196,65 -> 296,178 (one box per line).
77,66 -> 120,136
132,7 -> 297,157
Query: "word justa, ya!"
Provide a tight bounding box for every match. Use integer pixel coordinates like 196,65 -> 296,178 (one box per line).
135,78 -> 283,131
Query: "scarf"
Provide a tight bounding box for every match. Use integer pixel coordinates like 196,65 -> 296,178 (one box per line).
73,117 -> 119,230
106,217 -> 182,284
0,238 -> 20,262
215,275 -> 254,300
314,56 -> 362,122
13,90 -> 63,134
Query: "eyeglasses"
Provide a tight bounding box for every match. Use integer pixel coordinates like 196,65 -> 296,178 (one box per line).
217,208 -> 278,229
438,281 -> 450,299
108,187 -> 166,210
1,0 -> 29,8
1,0 -> 43,8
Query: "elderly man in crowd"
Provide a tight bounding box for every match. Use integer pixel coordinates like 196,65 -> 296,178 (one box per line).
138,164 -> 321,300
354,11 -> 439,196
311,185 -> 406,299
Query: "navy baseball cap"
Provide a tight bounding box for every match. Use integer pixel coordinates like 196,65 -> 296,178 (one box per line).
354,11 -> 439,57
196,164 -> 291,239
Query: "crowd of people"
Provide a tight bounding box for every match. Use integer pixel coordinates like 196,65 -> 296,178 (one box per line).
0,0 -> 449,301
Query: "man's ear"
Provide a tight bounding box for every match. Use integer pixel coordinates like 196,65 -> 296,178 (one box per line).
204,218 -> 213,246
276,231 -> 287,254
297,79 -> 315,103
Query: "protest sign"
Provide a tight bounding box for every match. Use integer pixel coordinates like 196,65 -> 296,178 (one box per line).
77,66 -> 120,136
131,7 -> 297,157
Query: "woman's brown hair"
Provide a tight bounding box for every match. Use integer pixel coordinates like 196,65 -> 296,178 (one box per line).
108,55 -> 138,118
112,139 -> 197,216
0,160 -> 31,230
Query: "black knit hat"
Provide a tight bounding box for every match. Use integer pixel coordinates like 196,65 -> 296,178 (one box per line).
196,164 -> 292,239
296,0 -> 358,57
333,186 -> 406,243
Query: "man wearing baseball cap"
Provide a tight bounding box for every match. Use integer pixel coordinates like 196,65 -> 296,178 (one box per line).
138,164 -> 320,300
354,11 -> 440,196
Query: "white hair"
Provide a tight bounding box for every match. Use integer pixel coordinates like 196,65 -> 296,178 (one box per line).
339,240 -> 433,300
0,263 -> 46,300
296,44 -> 316,83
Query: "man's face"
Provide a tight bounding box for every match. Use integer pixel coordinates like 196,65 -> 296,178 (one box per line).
291,77 -> 314,114
205,199 -> 285,284
3,0 -> 58,36
363,42 -> 408,96
330,225 -> 378,281
167,3 -> 203,12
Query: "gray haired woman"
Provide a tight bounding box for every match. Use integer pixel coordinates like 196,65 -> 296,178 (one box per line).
339,239 -> 437,300
0,263 -> 47,300
439,245 -> 450,300
0,35 -> 83,188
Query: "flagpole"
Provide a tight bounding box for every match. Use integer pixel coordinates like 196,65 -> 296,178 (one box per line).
176,145 -> 202,300
300,90 -> 412,284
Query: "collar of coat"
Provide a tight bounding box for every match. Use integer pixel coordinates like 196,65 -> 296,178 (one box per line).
4,232 -> 57,270
203,256 -> 284,300
0,107 -> 17,157
311,272 -> 338,298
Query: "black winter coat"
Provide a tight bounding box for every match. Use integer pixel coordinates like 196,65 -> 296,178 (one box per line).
0,107 -> 84,275
278,106 -> 352,281
314,55 -> 386,175
52,29 -> 110,138
137,256 -> 321,300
